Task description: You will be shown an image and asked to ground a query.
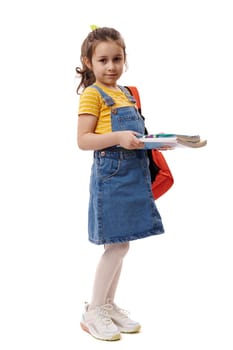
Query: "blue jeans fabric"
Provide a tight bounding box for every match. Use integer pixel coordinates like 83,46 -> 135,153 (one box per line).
87,86 -> 164,244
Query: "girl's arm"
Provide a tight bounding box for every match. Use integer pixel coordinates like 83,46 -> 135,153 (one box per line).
77,114 -> 144,151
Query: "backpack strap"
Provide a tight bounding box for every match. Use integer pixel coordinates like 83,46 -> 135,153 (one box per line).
124,86 -> 142,114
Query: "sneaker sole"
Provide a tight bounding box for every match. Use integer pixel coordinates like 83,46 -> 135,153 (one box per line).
119,324 -> 141,333
80,322 -> 121,341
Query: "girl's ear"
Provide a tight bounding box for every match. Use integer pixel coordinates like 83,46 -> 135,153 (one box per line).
83,56 -> 92,70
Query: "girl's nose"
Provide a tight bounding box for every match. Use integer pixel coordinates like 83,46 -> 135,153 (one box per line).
107,61 -> 114,70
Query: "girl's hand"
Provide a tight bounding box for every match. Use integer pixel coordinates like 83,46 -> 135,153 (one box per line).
117,131 -> 144,150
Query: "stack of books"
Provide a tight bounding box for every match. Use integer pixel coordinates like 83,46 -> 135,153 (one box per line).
138,133 -> 207,150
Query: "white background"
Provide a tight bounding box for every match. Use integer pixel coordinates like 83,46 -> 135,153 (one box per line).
0,0 -> 232,349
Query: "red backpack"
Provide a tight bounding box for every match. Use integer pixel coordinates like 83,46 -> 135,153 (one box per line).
125,86 -> 174,200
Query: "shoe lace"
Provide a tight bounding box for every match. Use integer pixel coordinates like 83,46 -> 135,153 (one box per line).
97,303 -> 114,326
113,303 -> 130,319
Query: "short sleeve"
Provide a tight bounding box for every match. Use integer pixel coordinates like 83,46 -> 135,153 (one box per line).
78,87 -> 101,117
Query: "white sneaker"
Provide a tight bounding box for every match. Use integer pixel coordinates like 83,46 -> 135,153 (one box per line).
80,303 -> 121,341
109,302 -> 141,333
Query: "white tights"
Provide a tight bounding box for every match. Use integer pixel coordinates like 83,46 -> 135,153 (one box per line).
89,242 -> 129,309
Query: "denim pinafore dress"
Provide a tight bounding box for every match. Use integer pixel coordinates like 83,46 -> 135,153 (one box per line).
88,85 -> 164,245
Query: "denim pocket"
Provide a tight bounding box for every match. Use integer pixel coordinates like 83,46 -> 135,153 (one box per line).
114,107 -> 144,133
97,157 -> 121,180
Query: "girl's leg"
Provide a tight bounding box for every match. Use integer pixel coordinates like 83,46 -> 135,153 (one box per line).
89,242 -> 129,309
106,261 -> 123,303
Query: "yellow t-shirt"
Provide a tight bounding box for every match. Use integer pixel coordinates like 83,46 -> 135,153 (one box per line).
78,83 -> 135,134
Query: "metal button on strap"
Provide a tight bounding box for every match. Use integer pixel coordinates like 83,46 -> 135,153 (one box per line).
111,108 -> 117,114
100,151 -> 105,157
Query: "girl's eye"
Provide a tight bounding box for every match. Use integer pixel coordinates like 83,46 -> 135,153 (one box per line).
114,57 -> 122,62
98,57 -> 123,64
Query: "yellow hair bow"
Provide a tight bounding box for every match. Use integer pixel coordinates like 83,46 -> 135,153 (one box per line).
90,24 -> 99,31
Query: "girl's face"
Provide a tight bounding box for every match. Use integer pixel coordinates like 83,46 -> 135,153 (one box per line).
87,40 -> 125,89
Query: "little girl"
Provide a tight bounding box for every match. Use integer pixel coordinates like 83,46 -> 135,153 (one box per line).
76,26 -> 164,341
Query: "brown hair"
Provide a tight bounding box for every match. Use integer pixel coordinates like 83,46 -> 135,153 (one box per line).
75,27 -> 126,94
